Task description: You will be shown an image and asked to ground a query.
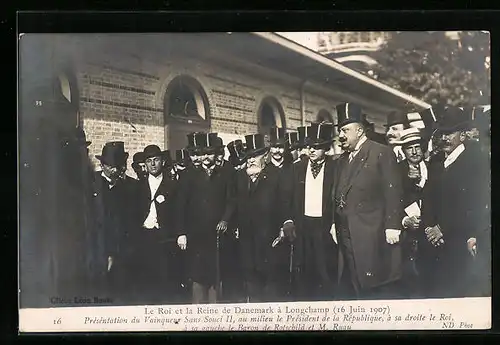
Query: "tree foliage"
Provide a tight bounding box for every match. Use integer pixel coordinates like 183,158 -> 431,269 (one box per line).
370,31 -> 490,107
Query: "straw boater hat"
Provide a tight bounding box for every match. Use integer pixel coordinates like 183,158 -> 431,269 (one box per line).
396,127 -> 424,147
244,133 -> 269,158
95,141 -> 129,167
335,102 -> 364,128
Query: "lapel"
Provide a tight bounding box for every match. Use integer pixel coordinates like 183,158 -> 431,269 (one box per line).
322,158 -> 334,213
341,139 -> 372,196
248,168 -> 268,195
297,159 -> 308,213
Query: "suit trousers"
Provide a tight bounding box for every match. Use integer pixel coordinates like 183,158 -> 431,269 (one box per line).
336,214 -> 361,300
297,216 -> 335,301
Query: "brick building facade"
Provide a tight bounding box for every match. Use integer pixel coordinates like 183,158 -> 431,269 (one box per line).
21,33 -> 430,177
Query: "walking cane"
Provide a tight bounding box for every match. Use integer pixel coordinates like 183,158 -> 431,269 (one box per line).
288,243 -> 294,298
215,229 -> 221,302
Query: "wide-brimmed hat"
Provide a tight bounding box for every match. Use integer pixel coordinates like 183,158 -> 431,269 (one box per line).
269,127 -> 287,146
395,127 -> 423,146
286,132 -> 300,150
244,134 -> 269,158
336,102 -> 364,128
385,111 -> 411,128
435,106 -> 473,133
306,122 -> 334,147
95,141 -> 129,166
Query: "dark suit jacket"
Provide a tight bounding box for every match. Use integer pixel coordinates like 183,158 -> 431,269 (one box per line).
176,164 -> 236,285
421,144 -> 490,297
136,173 -> 181,240
332,139 -> 404,289
234,164 -> 293,276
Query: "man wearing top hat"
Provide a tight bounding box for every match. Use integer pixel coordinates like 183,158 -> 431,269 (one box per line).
186,132 -> 203,169
130,145 -> 186,304
176,132 -> 236,304
285,122 -> 338,301
233,133 -> 293,302
385,111 -> 411,163
332,102 -> 404,300
394,127 -> 429,298
296,126 -> 310,163
286,132 -> 301,164
420,106 -> 490,298
173,148 -> 192,180
90,141 -> 138,301
227,139 -> 247,171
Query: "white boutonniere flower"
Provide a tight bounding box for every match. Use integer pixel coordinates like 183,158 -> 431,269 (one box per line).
156,194 -> 165,203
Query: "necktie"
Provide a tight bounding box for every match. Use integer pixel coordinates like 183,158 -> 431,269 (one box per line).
310,161 -> 324,179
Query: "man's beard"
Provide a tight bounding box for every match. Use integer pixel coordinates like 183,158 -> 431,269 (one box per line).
246,164 -> 263,176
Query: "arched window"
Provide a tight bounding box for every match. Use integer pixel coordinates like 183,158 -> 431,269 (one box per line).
164,75 -> 210,151
164,76 -> 209,122
257,97 -> 285,136
317,109 -> 333,123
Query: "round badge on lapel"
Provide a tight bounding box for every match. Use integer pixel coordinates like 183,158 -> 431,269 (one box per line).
156,194 -> 165,203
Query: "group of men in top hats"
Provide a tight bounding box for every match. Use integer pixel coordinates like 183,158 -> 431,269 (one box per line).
85,99 -> 490,305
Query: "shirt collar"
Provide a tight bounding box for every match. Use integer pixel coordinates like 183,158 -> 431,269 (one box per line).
444,143 -> 466,168
101,171 -> 115,188
148,173 -> 163,183
271,157 -> 284,168
353,135 -> 368,153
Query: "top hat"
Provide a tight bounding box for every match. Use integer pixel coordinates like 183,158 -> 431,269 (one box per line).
396,127 -> 423,146
435,106 -> 472,133
214,136 -> 225,154
467,105 -> 491,134
286,132 -> 300,150
175,148 -> 191,165
336,103 -> 364,128
95,141 -> 129,167
306,122 -> 334,147
227,139 -> 247,166
297,126 -> 309,149
244,134 -> 269,158
361,114 -> 375,132
385,111 -> 411,128
187,132 -> 219,154
269,127 -> 287,146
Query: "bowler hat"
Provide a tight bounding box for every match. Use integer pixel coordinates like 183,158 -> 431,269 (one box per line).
140,145 -> 172,165
95,141 -> 129,167
435,106 -> 472,133
385,111 -> 411,128
269,127 -> 287,146
336,102 -> 364,128
306,122 -> 334,147
132,152 -> 144,164
244,134 -> 269,158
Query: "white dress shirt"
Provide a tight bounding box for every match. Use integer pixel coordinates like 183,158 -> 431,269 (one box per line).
304,160 -> 325,217
393,145 -> 406,163
143,173 -> 163,229
416,160 -> 428,189
444,143 -> 466,169
101,171 -> 115,189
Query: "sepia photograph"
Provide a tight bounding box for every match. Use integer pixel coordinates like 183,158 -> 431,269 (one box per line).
18,31 -> 491,332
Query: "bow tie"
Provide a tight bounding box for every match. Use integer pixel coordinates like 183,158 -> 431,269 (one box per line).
310,160 -> 324,179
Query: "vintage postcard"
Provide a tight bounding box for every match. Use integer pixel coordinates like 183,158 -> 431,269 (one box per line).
18,31 -> 491,332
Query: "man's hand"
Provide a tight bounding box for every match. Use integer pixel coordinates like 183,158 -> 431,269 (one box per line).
385,229 -> 401,245
216,220 -> 228,233
330,223 -> 337,244
403,216 -> 421,230
177,235 -> 187,250
282,221 -> 296,242
107,256 -> 113,272
467,238 -> 477,257
425,225 -> 444,247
